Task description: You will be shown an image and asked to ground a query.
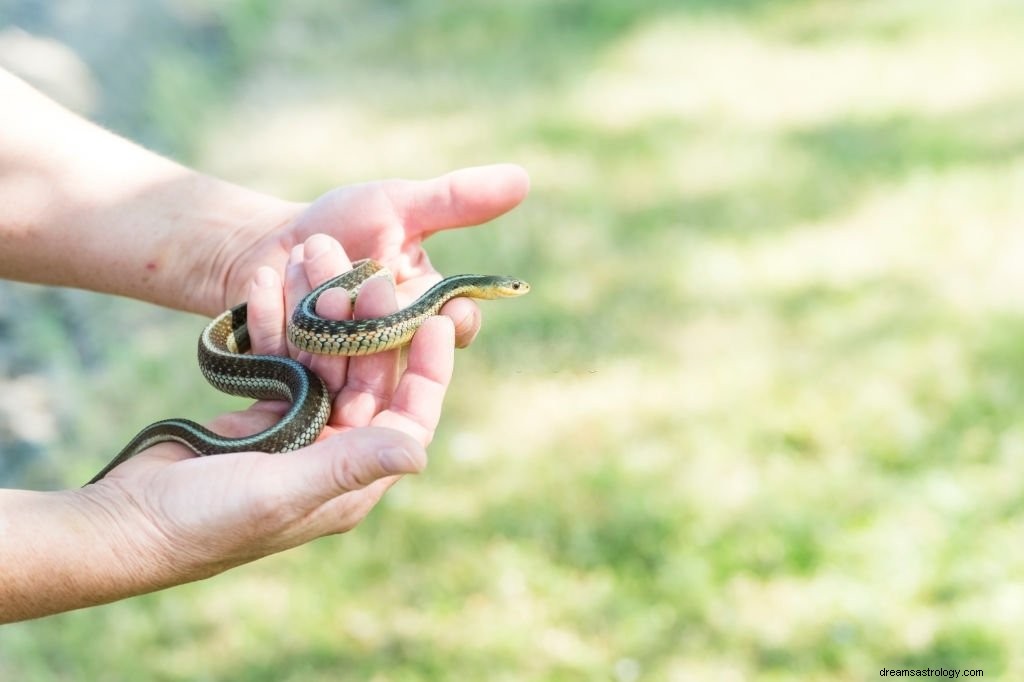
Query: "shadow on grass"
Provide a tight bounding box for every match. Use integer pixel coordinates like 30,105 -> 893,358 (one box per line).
598,97 -> 1024,241
790,97 -> 1024,185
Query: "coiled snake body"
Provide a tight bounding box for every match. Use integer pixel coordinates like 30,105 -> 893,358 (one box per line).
86,259 -> 529,484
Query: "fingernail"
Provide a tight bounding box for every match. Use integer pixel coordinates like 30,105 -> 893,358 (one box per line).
378,446 -> 420,474
288,244 -> 305,266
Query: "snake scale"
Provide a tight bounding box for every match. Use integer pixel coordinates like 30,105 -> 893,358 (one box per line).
85,259 -> 529,484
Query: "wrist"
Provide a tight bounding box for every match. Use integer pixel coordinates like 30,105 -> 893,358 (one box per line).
0,487 -> 173,622
114,172 -> 301,315
0,68 -> 301,315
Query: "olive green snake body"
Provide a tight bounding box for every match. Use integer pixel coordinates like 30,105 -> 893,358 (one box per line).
86,260 -> 529,484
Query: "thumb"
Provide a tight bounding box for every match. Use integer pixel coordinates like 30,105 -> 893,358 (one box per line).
253,427 -> 426,505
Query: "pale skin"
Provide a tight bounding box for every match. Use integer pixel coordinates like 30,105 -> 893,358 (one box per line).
0,68 -> 530,622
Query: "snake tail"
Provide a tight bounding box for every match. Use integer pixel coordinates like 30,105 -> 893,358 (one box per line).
85,304 -> 331,485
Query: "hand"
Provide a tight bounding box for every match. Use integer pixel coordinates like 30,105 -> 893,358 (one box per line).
219,163 -> 529,348
78,237 -> 454,583
0,73 -> 529,326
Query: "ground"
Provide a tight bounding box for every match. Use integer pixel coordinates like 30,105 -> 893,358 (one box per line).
2,1 -> 1023,679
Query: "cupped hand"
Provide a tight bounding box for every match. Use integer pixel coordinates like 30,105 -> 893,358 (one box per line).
220,163 -> 529,348
80,237 -> 453,581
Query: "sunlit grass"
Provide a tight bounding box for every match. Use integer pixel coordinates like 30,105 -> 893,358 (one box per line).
7,0 -> 1024,679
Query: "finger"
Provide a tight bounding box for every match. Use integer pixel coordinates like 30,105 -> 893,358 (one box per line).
332,276 -> 401,429
290,474 -> 405,540
390,163 -> 530,238
440,297 -> 481,349
393,269 -> 442,307
247,266 -> 288,356
308,287 -> 352,392
371,315 -> 455,446
283,243 -> 310,340
302,233 -> 352,287
394,277 -> 481,347
271,458 -> 409,540
283,243 -> 327,369
250,426 -> 425,509
302,234 -> 354,389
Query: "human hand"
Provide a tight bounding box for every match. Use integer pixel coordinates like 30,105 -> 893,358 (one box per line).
0,73 -> 528,326
76,237 -> 453,586
217,163 -> 529,349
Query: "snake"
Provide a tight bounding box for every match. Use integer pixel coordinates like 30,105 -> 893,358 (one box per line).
85,259 -> 529,484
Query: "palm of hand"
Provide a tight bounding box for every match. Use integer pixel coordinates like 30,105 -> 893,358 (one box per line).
89,234 -> 454,574
87,164 -> 527,576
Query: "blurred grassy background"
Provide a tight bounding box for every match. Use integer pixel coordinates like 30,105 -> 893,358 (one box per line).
3,0 -> 1024,679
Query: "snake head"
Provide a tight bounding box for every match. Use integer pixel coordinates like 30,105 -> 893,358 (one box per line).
491,276 -> 531,298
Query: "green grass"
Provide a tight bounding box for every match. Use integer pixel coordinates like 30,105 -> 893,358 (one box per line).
6,0 -> 1024,679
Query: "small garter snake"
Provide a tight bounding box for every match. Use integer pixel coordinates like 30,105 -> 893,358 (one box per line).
85,259 -> 529,484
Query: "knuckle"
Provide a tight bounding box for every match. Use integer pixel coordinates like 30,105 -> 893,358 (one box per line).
330,453 -> 373,493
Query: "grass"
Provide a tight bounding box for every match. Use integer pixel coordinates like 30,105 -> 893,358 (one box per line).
5,0 -> 1024,679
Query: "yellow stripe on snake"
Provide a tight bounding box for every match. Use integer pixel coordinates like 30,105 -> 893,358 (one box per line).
86,259 -> 529,484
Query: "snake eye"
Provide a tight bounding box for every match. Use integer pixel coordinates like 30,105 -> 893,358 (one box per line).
511,281 -> 521,290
